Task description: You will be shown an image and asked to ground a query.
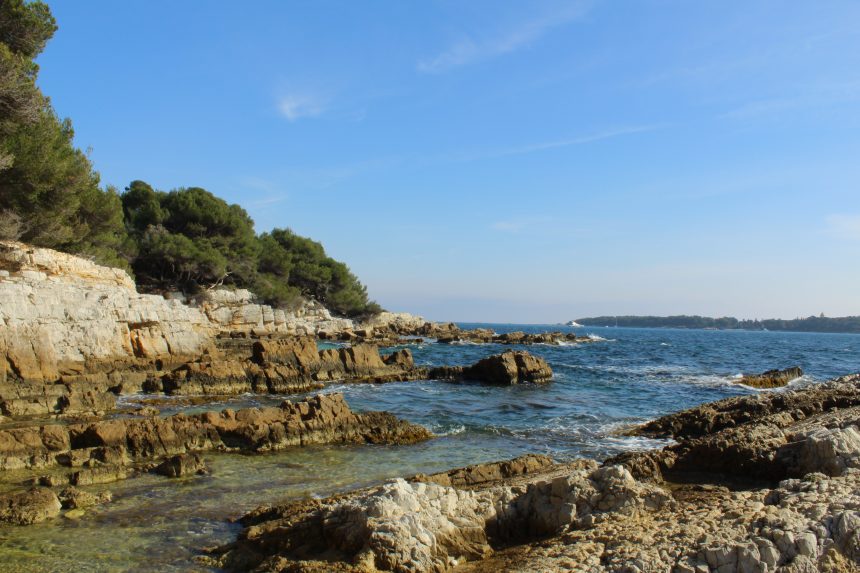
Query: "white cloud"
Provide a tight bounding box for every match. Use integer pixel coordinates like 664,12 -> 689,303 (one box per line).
277,93 -> 327,121
826,214 -> 860,240
418,3 -> 590,73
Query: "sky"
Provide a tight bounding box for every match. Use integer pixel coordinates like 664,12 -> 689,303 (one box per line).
38,0 -> 860,323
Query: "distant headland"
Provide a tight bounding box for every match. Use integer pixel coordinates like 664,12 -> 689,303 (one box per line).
574,314 -> 860,333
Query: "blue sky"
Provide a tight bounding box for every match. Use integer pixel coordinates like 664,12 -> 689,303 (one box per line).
39,1 -> 860,322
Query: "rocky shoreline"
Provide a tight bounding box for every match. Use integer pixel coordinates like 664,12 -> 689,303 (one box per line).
2,241 -> 857,573
204,373 -> 860,572
0,242 -> 562,532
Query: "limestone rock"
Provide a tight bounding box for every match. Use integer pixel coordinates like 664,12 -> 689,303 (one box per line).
211,464 -> 668,572
0,488 -> 61,525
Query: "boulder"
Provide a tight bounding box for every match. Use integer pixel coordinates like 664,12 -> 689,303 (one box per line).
251,337 -> 319,369
463,350 -> 553,384
0,488 -> 61,525
382,348 -> 414,370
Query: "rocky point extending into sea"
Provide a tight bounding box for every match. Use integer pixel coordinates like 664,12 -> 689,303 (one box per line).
1,240 -> 859,573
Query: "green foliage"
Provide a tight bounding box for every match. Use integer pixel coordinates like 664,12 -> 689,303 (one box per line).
258,229 -> 380,317
0,1 -> 127,267
0,0 -> 56,59
124,185 -> 260,289
122,180 -> 165,232
0,2 -> 381,317
120,187 -> 381,316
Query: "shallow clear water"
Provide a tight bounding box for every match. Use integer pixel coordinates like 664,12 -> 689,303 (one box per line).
1,325 -> 858,571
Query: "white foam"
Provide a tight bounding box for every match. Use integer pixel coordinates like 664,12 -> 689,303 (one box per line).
433,424 -> 466,436
586,333 -> 615,342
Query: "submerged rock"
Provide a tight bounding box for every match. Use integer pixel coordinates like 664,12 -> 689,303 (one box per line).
154,453 -> 209,478
0,488 -> 61,525
58,486 -> 112,509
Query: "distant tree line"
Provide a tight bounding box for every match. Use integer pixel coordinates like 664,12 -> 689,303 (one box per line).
0,1 -> 380,317
576,315 -> 860,334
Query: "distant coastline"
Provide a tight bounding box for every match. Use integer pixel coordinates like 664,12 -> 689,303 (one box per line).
575,314 -> 860,334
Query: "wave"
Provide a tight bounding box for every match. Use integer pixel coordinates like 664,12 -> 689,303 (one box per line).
431,424 -> 466,437
586,333 -> 615,342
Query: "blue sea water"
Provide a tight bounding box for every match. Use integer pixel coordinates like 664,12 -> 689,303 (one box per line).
314,324 -> 860,461
1,326 -> 858,572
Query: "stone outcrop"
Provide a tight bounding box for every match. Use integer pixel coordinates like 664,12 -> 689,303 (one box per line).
364,312 -> 429,335
159,339 -> 425,396
195,289 -> 355,336
0,242 -> 574,420
429,351 -> 553,385
739,366 -> 804,388
0,393 -> 431,475
207,373 -> 860,572
209,461 -> 668,572
0,241 -> 431,416
0,241 -> 216,416
635,373 -> 860,441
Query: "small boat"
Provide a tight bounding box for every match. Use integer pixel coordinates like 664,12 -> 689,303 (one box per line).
565,320 -> 583,327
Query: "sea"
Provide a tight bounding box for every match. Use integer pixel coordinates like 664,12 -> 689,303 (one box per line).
1,325 -> 858,572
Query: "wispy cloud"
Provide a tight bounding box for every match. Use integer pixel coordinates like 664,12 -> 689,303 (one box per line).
494,125 -> 663,158
721,79 -> 860,119
826,214 -> 860,240
491,216 -> 552,233
455,124 -> 665,163
237,177 -> 288,206
277,93 -> 328,121
492,220 -> 533,233
418,2 -> 590,73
